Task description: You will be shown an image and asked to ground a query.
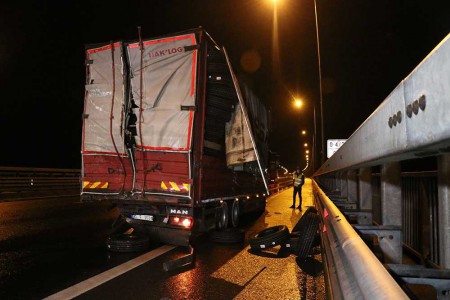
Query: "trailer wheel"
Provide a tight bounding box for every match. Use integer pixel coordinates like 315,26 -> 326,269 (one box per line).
216,202 -> 229,230
106,233 -> 150,253
229,199 -> 240,228
293,213 -> 320,260
292,206 -> 318,233
249,225 -> 290,251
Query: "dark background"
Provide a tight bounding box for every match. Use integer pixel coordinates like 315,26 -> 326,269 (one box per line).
0,0 -> 449,170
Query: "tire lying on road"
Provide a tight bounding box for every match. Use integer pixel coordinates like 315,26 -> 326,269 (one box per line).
106,233 -> 150,253
292,213 -> 320,260
292,206 -> 318,233
249,225 -> 290,251
283,236 -> 299,251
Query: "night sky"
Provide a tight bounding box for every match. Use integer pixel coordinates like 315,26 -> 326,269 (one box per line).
1,0 -> 449,170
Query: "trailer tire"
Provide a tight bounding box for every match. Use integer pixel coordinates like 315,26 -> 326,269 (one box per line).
216,202 -> 229,230
209,228 -> 244,244
207,77 -> 234,88
249,225 -> 290,251
293,213 -> 320,260
106,233 -> 150,253
292,206 -> 318,233
229,199 -> 240,228
207,62 -> 230,74
207,85 -> 238,100
207,50 -> 226,63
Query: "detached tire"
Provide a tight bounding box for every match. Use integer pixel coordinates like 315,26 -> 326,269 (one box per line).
249,225 -> 290,251
106,233 -> 150,253
293,213 -> 320,259
209,228 -> 245,244
292,206 -> 318,233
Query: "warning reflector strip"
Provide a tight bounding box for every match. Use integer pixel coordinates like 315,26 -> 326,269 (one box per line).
160,181 -> 189,192
83,181 -> 109,189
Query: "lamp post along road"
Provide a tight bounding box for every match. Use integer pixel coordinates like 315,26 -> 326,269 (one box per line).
314,0 -> 325,165
313,106 -> 317,171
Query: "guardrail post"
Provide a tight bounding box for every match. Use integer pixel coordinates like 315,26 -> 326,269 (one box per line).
340,172 -> 348,198
333,173 -> 339,192
381,163 -> 402,226
438,154 -> 450,268
359,167 -> 372,211
381,162 -> 402,263
347,170 -> 358,203
324,175 -> 330,191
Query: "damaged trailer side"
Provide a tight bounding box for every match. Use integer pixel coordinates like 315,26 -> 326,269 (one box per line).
81,28 -> 270,246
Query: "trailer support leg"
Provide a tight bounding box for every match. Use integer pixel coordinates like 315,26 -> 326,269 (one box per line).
163,244 -> 195,272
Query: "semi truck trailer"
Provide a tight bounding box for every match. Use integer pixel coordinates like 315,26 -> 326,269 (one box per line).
81,28 -> 269,246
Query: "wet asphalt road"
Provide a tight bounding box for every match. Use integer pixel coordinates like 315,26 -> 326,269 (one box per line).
0,196 -> 127,299
0,182 -> 325,299
75,182 -> 325,299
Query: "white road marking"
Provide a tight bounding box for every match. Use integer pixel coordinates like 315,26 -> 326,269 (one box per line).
44,245 -> 176,300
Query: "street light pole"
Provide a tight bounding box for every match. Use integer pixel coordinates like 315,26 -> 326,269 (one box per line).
314,0 -> 324,165
313,106 -> 317,171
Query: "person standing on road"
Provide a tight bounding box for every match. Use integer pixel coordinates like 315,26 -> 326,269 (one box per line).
291,167 -> 305,210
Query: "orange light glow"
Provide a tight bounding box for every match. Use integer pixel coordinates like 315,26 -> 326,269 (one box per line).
270,0 -> 282,7
182,218 -> 192,228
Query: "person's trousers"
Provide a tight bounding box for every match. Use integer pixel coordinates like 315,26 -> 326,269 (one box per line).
293,185 -> 303,206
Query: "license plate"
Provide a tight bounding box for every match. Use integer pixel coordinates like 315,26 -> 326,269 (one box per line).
131,214 -> 153,221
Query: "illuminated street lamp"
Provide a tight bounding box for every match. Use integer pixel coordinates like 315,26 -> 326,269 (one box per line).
269,0 -> 324,168
294,98 -> 303,108
301,130 -> 306,135
304,143 -> 308,147
306,150 -> 310,154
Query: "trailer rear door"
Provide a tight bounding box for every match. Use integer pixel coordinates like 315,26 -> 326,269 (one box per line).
82,43 -> 132,194
127,34 -> 198,198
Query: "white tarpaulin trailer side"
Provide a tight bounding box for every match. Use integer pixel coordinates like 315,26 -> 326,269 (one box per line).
83,42 -> 126,155
127,34 -> 198,151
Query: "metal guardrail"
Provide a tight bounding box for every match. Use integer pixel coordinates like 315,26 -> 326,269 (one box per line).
0,167 -> 80,195
268,174 -> 292,195
313,180 -> 408,299
315,34 -> 450,177
313,33 -> 450,298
